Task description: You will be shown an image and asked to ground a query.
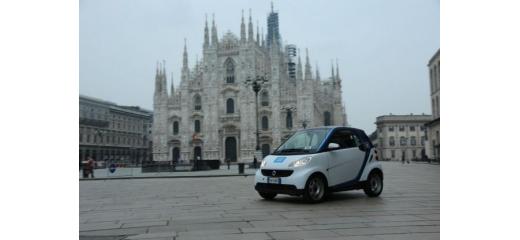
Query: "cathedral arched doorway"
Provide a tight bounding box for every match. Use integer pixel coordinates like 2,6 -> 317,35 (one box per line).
225,137 -> 237,162
172,147 -> 180,163
261,144 -> 270,158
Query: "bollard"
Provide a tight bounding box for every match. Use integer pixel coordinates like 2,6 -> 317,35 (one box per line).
238,163 -> 244,174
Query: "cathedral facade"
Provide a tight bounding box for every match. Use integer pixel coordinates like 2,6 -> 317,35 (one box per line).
152,7 -> 347,163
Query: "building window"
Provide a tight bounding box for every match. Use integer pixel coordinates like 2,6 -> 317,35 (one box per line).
324,111 -> 332,126
399,126 -> 405,132
193,94 -> 202,111
261,116 -> 269,130
194,120 -> 201,133
226,98 -> 234,114
261,91 -> 269,107
410,126 -> 415,131
400,136 -> 407,146
173,121 -> 179,135
389,136 -> 395,146
224,58 -> 235,83
420,125 -> 425,131
389,126 -> 394,132
286,110 -> 293,129
410,136 -> 417,146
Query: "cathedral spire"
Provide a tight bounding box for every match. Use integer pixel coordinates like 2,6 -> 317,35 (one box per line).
331,60 -> 335,80
174,72 -> 175,97
211,13 -> 218,46
161,60 -> 167,95
315,62 -> 321,81
336,58 -> 341,81
183,38 -> 188,70
154,61 -> 160,94
304,48 -> 312,80
296,49 -> 303,81
203,14 -> 209,49
256,20 -> 260,44
261,27 -> 265,47
248,9 -> 254,42
240,10 -> 246,43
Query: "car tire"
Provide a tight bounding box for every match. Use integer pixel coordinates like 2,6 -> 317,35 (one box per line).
258,192 -> 277,200
303,175 -> 326,203
363,171 -> 383,197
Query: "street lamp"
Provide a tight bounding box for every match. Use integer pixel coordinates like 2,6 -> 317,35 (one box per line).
245,74 -> 269,166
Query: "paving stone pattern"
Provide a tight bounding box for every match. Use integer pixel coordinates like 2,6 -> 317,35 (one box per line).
80,162 -> 439,240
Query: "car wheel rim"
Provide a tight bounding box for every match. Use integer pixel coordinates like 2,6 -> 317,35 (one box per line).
370,175 -> 381,193
309,178 -> 324,200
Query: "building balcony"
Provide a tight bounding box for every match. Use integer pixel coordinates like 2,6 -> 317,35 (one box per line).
220,114 -> 240,123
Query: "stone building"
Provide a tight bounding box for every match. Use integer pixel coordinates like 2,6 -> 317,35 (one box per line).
374,114 -> 433,161
79,95 -> 153,167
152,5 -> 348,163
425,49 -> 440,161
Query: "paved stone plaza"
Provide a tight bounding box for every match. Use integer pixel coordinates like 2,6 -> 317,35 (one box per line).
79,162 -> 439,240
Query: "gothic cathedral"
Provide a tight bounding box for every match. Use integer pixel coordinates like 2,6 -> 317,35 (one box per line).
152,6 -> 347,163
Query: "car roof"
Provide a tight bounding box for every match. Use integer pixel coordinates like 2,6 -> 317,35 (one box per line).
303,126 -> 366,133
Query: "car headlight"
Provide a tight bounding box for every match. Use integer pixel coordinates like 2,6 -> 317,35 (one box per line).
260,160 -> 267,168
288,156 -> 312,168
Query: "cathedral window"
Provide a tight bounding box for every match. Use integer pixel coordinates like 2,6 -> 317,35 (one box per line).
224,58 -> 235,84
261,116 -> 269,130
194,120 -> 201,133
173,121 -> 179,135
261,91 -> 269,106
286,110 -> 293,129
324,111 -> 332,126
193,94 -> 202,111
226,98 -> 235,114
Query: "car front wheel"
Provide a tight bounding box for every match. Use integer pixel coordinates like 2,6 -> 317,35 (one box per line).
258,192 -> 277,200
363,172 -> 383,197
303,175 -> 326,203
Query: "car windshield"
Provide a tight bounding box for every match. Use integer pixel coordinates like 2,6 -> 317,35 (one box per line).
273,128 -> 331,155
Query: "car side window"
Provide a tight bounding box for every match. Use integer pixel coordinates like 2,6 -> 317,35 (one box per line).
328,130 -> 359,149
344,132 -> 361,148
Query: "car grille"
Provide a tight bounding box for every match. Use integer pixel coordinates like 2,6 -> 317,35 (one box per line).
261,169 -> 293,177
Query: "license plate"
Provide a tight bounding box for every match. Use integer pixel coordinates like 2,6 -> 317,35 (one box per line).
267,177 -> 281,184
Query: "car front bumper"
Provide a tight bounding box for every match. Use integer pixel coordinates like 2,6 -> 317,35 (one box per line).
254,167 -> 316,195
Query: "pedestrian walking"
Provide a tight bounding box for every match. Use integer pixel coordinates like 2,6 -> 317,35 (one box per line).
253,156 -> 258,169
87,157 -> 96,178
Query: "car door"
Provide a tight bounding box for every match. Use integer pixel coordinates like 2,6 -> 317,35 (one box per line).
327,129 -> 366,187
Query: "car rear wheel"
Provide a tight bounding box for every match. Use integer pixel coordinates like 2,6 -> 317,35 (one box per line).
363,172 -> 383,197
303,175 -> 326,203
258,192 -> 277,200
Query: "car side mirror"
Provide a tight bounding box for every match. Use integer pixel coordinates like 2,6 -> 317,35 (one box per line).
327,143 -> 340,150
358,142 -> 370,152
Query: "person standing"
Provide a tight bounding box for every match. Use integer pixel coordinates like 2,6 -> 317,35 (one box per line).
87,157 -> 96,178
253,156 -> 258,169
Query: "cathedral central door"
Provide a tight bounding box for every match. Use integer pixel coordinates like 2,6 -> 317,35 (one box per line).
225,137 -> 237,162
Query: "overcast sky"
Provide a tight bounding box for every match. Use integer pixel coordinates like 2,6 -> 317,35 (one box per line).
80,0 -> 439,133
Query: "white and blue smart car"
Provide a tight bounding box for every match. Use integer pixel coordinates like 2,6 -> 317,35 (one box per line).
254,126 -> 383,203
